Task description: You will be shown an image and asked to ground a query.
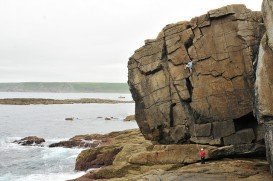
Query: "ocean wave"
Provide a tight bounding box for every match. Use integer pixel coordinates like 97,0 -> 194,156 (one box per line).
41,147 -> 82,160
0,136 -> 76,149
0,137 -> 26,151
0,171 -> 85,181
0,137 -> 85,181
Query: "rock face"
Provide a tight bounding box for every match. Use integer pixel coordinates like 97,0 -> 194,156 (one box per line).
128,4 -> 264,145
14,136 -> 45,146
255,0 -> 273,175
255,0 -> 273,124
265,123 -> 273,175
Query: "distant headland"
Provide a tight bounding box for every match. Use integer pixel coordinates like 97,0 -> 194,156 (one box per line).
0,82 -> 130,93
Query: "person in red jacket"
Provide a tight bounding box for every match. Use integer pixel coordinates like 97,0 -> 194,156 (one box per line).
199,148 -> 206,164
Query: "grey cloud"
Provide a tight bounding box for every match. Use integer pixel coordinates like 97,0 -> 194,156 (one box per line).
0,0 -> 262,82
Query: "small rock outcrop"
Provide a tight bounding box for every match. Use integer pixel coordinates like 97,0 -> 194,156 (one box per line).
128,4 -> 264,146
49,140 -> 100,148
14,136 -> 45,146
74,129 -> 149,171
123,115 -> 135,121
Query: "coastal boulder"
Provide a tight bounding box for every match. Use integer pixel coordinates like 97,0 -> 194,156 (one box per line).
128,4 -> 264,145
123,115 -> 135,121
14,136 -> 45,146
75,145 -> 122,171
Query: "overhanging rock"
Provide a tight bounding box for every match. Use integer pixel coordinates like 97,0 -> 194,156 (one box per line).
128,4 -> 264,145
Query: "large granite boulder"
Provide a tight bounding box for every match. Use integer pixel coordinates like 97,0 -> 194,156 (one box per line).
128,4 -> 264,145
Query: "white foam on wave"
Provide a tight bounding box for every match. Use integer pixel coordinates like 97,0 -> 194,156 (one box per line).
0,171 -> 85,181
46,138 -> 69,143
0,136 -> 75,151
0,136 -> 54,155
0,136 -> 25,151
66,154 -> 80,159
41,147 -> 83,160
0,136 -> 85,181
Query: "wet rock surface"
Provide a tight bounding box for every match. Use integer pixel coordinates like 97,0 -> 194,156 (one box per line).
14,136 -> 45,146
49,140 -> 100,148
128,4 -> 264,145
48,133 -> 106,149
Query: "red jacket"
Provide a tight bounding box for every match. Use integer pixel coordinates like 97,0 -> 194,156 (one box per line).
199,150 -> 206,158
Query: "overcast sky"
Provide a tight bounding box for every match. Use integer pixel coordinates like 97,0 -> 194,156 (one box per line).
0,0 -> 262,83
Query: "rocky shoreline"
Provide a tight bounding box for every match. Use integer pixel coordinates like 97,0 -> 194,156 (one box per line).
0,98 -> 134,105
9,1 -> 273,180
13,129 -> 271,180
64,129 -> 270,180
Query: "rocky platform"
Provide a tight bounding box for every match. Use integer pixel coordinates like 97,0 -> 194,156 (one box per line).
71,129 -> 270,181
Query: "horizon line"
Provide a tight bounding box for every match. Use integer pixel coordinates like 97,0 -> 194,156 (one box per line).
0,81 -> 128,84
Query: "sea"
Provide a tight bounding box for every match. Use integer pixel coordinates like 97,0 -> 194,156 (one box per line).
0,92 -> 138,181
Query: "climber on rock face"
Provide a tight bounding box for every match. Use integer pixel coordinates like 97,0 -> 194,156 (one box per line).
199,148 -> 206,164
185,60 -> 193,73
